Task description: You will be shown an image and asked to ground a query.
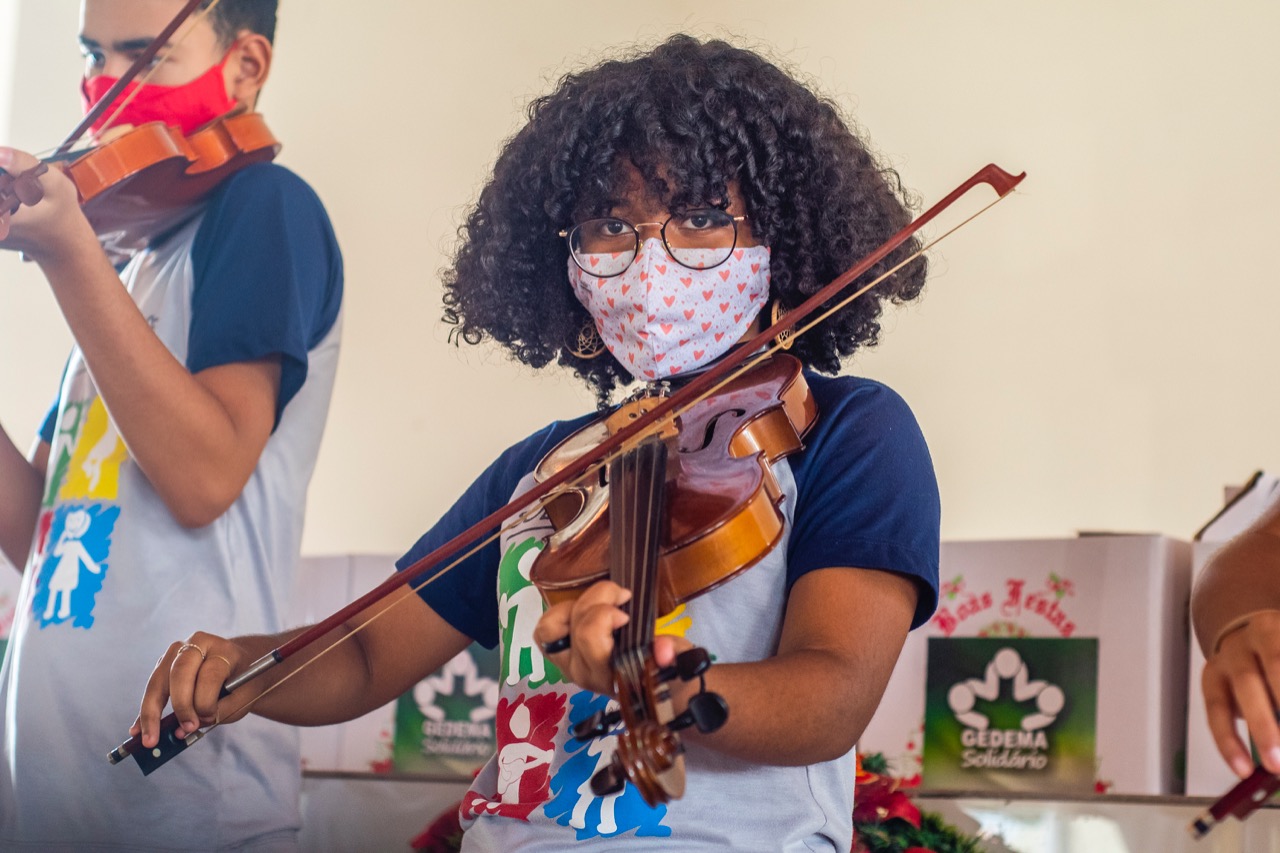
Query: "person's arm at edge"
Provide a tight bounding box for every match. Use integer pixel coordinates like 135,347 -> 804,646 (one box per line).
0,429 -> 48,568
1192,499 -> 1280,655
1193,499 -> 1280,777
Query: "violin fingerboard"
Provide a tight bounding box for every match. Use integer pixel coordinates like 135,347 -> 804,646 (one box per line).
609,437 -> 668,651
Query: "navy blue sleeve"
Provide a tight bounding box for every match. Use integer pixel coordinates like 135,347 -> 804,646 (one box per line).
396,414 -> 598,648
188,163 -> 343,427
38,398 -> 59,445
787,374 -> 941,629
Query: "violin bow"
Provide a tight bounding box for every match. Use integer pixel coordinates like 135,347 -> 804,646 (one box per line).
1191,763 -> 1280,837
108,162 -> 1026,772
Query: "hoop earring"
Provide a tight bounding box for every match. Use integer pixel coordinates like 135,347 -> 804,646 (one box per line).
568,320 -> 607,360
771,301 -> 794,350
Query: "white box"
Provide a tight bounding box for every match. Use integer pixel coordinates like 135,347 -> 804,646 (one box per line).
859,535 -> 1191,795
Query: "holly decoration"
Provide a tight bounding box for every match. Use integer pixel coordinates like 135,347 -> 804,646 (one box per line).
853,752 -> 989,853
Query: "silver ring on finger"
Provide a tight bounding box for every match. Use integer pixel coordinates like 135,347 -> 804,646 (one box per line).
177,642 -> 207,661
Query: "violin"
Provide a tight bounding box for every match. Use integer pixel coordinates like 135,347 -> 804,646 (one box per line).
106,163 -> 1026,781
530,353 -> 818,805
0,0 -> 280,259
49,112 -> 280,259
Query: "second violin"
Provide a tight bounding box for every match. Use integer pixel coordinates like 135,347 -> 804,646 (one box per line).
50,112 -> 280,259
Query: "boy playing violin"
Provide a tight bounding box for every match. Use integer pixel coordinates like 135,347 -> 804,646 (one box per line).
0,0 -> 342,849
137,36 -> 936,851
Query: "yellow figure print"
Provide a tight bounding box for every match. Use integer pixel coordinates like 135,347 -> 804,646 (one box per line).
59,399 -> 128,500
656,604 -> 692,640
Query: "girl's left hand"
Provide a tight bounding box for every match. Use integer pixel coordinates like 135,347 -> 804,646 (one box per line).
535,580 -> 689,697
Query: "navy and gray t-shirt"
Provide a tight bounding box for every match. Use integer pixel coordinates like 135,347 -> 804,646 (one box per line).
1,163 -> 343,851
398,371 -> 940,851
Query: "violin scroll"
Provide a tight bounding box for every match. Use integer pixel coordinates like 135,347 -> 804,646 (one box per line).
572,644 -> 729,805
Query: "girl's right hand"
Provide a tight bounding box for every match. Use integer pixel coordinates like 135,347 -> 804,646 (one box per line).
132,632 -> 258,748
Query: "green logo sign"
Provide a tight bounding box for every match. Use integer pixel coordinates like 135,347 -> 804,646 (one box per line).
923,637 -> 1098,792
393,643 -> 500,777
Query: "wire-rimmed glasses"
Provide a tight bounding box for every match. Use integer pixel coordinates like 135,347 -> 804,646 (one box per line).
560,209 -> 746,278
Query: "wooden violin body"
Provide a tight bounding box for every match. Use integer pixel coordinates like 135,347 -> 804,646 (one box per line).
53,112 -> 280,258
530,353 -> 817,615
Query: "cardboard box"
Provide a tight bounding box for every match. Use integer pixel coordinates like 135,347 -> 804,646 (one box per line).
1183,473 -> 1280,796
859,535 -> 1191,795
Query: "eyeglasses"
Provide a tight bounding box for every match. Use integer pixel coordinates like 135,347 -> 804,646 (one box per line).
560,209 -> 747,278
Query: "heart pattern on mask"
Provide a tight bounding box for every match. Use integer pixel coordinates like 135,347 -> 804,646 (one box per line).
569,240 -> 771,381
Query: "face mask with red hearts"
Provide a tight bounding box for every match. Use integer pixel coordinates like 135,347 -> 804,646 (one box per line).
569,238 -> 771,382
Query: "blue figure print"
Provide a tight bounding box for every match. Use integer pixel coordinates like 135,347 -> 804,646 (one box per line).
32,504 -> 119,629
543,691 -> 670,840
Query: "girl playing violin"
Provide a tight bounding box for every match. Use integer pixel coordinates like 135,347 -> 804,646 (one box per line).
0,1 -> 342,849
137,35 -> 938,851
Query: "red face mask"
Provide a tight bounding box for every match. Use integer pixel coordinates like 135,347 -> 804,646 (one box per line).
80,48 -> 237,137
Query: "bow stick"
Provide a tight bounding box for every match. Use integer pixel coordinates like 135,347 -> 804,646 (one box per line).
108,162 -> 1026,772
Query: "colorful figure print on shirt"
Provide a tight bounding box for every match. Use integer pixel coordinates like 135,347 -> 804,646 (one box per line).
59,399 -> 127,501
543,691 -> 672,840
497,531 -> 562,689
31,397 -> 127,630
539,605 -> 692,840
462,692 -> 566,822
30,504 -> 119,629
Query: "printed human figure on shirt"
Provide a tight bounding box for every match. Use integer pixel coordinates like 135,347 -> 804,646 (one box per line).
541,606 -> 693,839
543,691 -> 671,840
462,692 -> 566,822
31,504 -> 119,629
497,529 -> 562,689
59,398 -> 128,501
569,698 -> 625,835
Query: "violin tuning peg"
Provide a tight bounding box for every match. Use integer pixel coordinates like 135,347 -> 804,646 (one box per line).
571,708 -> 621,741
687,691 -> 729,734
656,647 -> 713,684
674,647 -> 712,680
590,757 -> 628,797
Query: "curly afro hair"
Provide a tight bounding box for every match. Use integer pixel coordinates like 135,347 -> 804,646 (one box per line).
443,34 -> 928,406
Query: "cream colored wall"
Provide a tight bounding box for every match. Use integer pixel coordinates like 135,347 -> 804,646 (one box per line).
2,1 -> 1278,557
